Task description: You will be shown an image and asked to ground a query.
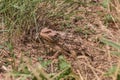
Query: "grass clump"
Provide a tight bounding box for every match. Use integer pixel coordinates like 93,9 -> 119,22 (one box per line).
100,37 -> 120,80
0,0 -> 40,38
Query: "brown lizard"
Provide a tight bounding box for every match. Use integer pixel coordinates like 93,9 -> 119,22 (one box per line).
40,28 -> 92,59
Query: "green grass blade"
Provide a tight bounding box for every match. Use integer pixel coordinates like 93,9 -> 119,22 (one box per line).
111,51 -> 120,56
0,30 -> 9,33
101,0 -> 110,8
100,37 -> 120,49
0,45 -> 4,49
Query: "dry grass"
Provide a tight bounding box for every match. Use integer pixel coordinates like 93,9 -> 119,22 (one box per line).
0,0 -> 120,80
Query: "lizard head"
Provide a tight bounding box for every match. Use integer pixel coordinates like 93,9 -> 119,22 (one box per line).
40,28 -> 60,42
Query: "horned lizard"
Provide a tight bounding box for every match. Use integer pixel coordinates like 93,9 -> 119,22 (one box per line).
40,28 -> 92,59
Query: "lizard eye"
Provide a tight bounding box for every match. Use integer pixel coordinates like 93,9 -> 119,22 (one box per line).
44,30 -> 52,34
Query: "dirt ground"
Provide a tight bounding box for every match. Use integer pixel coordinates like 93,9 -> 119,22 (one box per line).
0,1 -> 120,80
